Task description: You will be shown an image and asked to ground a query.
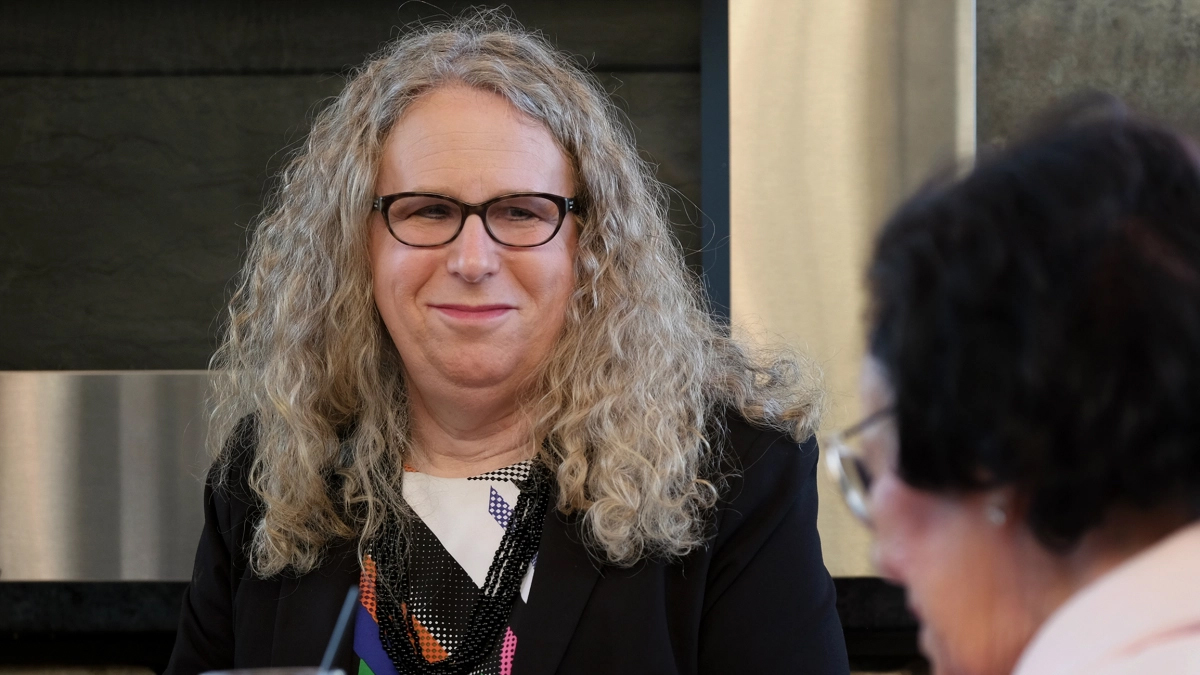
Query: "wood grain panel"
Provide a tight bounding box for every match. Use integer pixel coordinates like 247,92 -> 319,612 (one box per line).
0,1 -> 699,74
0,73 -> 699,369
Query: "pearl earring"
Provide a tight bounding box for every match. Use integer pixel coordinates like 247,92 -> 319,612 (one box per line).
985,499 -> 1008,526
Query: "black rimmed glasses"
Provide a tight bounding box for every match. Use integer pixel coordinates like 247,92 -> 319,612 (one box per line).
823,407 -> 893,526
372,192 -> 579,248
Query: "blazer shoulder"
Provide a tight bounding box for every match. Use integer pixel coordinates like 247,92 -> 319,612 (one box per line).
714,409 -> 818,484
204,414 -> 263,558
708,409 -> 820,547
209,414 -> 260,500
695,417 -> 846,674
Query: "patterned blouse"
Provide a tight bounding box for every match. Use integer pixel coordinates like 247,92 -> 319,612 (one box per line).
353,460 -> 537,675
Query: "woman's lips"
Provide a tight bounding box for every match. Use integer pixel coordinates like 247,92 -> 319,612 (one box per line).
430,304 -> 515,320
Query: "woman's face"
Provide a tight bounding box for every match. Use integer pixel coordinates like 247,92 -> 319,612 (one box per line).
370,85 -> 577,397
859,358 -> 1038,675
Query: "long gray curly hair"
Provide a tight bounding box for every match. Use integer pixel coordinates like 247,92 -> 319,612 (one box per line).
210,12 -> 823,576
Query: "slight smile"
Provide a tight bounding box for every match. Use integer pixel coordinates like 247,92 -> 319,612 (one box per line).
429,304 -> 516,320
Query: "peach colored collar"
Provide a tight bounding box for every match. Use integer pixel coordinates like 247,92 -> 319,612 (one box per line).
1013,521 -> 1200,675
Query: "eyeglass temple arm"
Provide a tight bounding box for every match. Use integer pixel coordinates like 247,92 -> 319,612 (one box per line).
842,405 -> 896,439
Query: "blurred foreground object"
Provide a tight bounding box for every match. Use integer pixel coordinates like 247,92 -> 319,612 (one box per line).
856,98 -> 1200,675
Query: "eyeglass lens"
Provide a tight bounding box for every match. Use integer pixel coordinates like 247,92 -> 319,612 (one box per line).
840,453 -> 874,494
385,194 -> 563,246
826,430 -> 878,525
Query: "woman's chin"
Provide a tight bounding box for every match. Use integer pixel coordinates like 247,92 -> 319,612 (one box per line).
433,360 -> 527,390
919,624 -> 940,671
920,624 -> 966,675
920,623 -> 1006,675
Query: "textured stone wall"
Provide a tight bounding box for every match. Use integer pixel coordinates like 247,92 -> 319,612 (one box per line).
0,2 -> 700,369
979,0 -> 1200,144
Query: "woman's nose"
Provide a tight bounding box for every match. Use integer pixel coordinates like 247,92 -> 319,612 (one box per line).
446,214 -> 501,282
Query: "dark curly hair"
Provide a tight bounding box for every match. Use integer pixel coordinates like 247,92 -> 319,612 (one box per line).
868,97 -> 1200,551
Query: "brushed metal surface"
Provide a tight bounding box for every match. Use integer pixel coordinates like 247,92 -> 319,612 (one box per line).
0,371 -> 212,580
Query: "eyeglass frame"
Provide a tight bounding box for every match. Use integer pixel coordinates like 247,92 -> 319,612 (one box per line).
823,406 -> 894,526
371,191 -> 579,248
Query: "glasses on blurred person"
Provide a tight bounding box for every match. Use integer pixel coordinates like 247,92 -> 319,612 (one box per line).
823,407 -> 892,526
373,192 -> 579,247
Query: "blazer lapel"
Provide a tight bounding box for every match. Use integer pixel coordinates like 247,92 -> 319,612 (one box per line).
269,537 -> 362,671
511,509 -> 602,675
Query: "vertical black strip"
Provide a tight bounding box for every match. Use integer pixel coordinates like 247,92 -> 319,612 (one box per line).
700,0 -> 731,322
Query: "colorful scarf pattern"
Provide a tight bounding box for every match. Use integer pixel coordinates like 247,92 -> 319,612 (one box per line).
354,461 -> 536,675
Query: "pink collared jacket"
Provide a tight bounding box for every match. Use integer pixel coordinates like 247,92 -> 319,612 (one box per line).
1014,521 -> 1200,675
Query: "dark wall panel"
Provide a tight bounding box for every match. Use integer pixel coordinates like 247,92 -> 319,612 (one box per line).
0,75 -> 343,369
0,3 -> 700,370
0,1 -> 699,74
601,73 -> 703,260
979,0 -> 1200,145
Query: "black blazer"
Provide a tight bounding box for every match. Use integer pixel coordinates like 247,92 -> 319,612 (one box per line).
166,414 -> 849,674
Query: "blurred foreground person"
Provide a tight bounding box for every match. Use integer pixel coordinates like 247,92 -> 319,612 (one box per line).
828,100 -> 1200,675
166,14 -> 847,675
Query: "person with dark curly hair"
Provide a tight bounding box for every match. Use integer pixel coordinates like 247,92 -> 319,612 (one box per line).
825,97 -> 1200,675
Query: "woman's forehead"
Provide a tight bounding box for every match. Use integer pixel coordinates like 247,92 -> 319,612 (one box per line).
390,86 -> 559,155
379,85 -> 574,195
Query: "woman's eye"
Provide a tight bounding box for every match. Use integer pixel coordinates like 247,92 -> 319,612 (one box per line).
854,458 -> 875,491
413,205 -> 453,220
500,207 -> 537,221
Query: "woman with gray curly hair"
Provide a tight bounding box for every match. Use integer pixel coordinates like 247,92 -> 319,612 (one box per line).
166,15 -> 847,675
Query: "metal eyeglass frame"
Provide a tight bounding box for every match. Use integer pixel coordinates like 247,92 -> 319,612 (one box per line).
372,191 -> 579,248
823,406 -> 894,526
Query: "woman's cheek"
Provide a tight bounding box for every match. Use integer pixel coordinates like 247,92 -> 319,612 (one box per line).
868,474 -> 926,582
870,478 -> 982,674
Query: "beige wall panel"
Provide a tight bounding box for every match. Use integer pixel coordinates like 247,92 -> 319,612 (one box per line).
730,0 -> 974,576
